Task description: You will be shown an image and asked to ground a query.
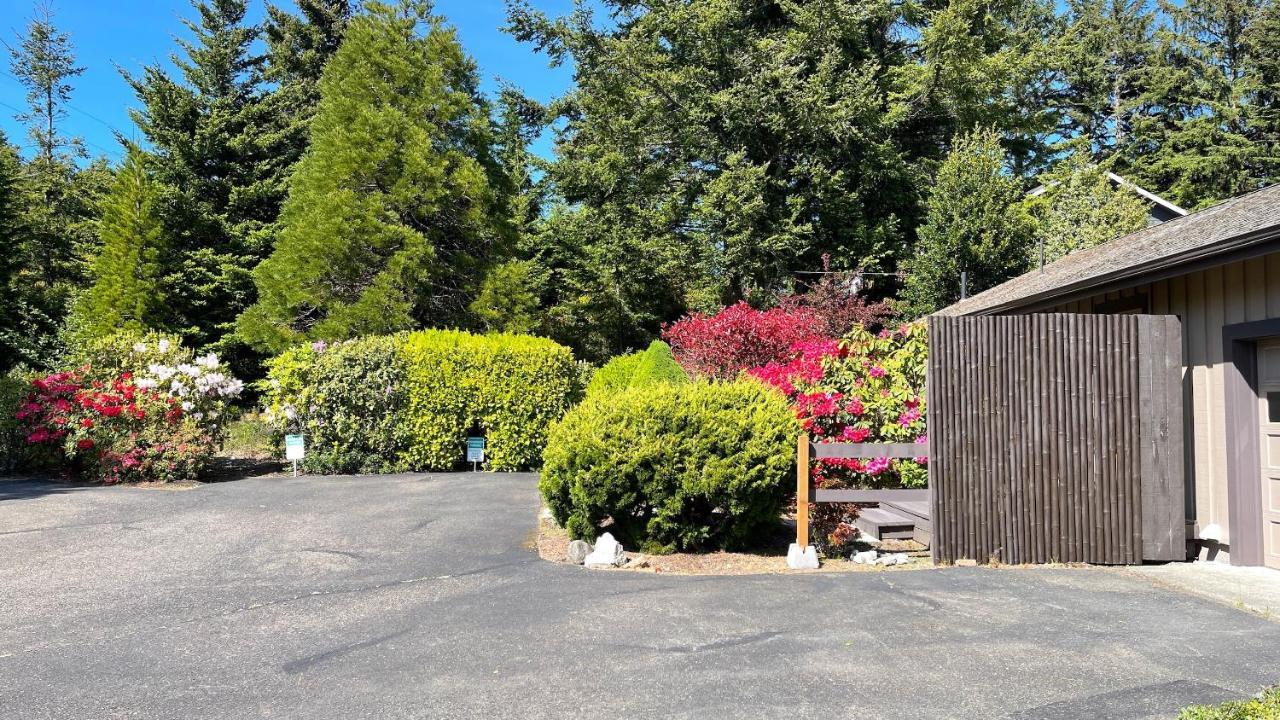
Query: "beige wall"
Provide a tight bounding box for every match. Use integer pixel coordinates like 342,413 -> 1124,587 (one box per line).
1050,252 -> 1280,560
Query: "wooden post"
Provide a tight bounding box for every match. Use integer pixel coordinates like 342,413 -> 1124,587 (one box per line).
796,434 -> 810,547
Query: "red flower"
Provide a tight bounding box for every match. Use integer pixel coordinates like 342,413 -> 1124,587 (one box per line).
76,439 -> 95,451
80,418 -> 93,428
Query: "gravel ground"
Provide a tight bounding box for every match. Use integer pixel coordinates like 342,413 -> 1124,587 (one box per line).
3,472 -> 1279,719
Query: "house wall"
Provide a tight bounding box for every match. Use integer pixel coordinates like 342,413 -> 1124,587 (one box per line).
1048,252 -> 1280,561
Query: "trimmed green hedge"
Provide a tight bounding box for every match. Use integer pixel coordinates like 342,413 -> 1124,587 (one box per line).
540,379 -> 798,553
262,330 -> 576,473
585,340 -> 687,397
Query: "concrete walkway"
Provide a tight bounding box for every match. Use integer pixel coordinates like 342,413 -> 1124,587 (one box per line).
3,473 -> 1279,719
1124,561 -> 1280,619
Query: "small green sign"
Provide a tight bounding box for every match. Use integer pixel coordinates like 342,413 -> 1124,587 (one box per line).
466,436 -> 485,463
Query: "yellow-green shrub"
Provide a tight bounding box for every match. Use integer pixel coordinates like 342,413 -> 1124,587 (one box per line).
541,379 -> 798,552
584,340 -> 687,397
262,330 -> 577,472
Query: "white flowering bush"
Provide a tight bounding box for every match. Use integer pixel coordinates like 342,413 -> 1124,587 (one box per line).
16,330 -> 245,483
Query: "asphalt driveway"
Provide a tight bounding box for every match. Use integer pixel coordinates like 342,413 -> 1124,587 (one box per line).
2,473 -> 1278,719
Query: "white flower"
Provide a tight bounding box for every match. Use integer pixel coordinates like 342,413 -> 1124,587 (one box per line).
158,339 -> 170,353
284,406 -> 297,421
132,342 -> 147,353
192,412 -> 204,421
177,363 -> 200,377
196,353 -> 220,369
149,364 -> 176,381
135,378 -> 158,390
181,401 -> 194,412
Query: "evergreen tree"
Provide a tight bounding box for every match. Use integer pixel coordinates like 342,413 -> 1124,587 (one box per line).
1246,0 -> 1280,184
0,133 -> 29,372
1054,0 -> 1161,158
1127,0 -> 1268,208
8,1 -> 85,169
1024,146 -> 1149,265
238,0 -> 504,352
903,129 -> 1035,316
125,0 -> 275,367
68,149 -> 165,343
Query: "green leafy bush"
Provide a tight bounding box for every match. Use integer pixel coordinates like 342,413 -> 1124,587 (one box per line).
1178,687 -> 1280,719
0,369 -> 32,472
541,379 -> 799,553
263,338 -> 410,474
585,340 -> 687,397
262,330 -> 577,472
399,330 -> 576,471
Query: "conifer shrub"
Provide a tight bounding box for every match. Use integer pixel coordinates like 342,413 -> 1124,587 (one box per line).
585,340 -> 687,397
262,329 -> 577,472
540,379 -> 798,553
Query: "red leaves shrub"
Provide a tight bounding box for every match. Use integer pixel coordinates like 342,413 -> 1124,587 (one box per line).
15,368 -> 210,484
749,323 -> 928,550
778,262 -> 896,338
662,302 -> 823,379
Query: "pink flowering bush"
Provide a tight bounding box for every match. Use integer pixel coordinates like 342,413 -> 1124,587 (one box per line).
13,333 -> 243,483
750,323 -> 927,489
663,301 -> 824,379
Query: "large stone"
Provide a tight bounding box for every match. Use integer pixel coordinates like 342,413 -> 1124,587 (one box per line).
583,533 -> 625,567
567,540 -> 592,565
786,543 -> 820,570
877,552 -> 910,566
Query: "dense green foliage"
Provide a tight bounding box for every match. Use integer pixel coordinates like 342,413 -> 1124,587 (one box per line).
262,329 -> 576,472
584,341 -> 687,397
68,150 -> 166,343
903,129 -> 1036,315
541,380 -> 799,553
1177,686 -> 1280,720
6,0 -> 1280,391
239,1 -> 507,352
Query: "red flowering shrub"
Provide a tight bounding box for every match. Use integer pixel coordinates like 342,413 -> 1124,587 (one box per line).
16,368 -> 215,483
750,322 -> 928,549
663,302 -> 823,379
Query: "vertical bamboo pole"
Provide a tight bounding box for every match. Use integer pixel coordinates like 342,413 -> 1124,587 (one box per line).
796,434 -> 810,547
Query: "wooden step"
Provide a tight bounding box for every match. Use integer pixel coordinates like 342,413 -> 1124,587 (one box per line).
855,506 -> 917,540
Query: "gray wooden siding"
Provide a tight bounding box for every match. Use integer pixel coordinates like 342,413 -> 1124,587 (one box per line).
1052,252 -> 1280,558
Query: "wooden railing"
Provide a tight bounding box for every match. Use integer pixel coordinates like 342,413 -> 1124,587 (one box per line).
795,435 -> 930,547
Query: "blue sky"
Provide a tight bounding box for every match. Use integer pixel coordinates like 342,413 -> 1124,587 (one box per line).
0,0 -> 579,163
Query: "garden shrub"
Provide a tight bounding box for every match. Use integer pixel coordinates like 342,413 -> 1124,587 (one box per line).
750,322 -> 927,550
13,333 -> 244,483
262,338 -> 410,474
262,329 -> 577,472
585,340 -> 687,397
1178,687 -> 1280,719
540,379 -> 799,553
0,369 -> 32,472
663,301 -> 823,379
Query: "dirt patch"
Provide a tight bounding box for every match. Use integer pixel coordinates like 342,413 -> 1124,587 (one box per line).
533,511 -> 934,576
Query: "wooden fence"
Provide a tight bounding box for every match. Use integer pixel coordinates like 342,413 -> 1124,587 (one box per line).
926,313 -> 1185,565
794,437 -> 929,548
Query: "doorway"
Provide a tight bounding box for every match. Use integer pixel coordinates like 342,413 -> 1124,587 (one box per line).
1256,339 -> 1280,570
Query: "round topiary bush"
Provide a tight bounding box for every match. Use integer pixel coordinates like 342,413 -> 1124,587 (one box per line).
540,379 -> 799,553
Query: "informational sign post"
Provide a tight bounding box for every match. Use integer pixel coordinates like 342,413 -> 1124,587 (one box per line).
466,436 -> 485,471
285,434 -> 305,476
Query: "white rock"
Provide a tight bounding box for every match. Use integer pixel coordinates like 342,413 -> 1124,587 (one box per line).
877,553 -> 910,566
583,533 -> 625,567
786,543 -> 820,570
851,550 -> 878,565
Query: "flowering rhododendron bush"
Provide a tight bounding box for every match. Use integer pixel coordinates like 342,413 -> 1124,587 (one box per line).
750,323 -> 927,488
662,301 -> 823,379
14,333 -> 244,483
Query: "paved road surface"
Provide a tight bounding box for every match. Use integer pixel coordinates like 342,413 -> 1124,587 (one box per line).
3,473 -> 1278,719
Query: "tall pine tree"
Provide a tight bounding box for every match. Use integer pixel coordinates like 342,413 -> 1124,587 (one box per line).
237,0 -> 505,352
125,0 -> 274,368
0,133 -> 29,372
68,149 -> 165,343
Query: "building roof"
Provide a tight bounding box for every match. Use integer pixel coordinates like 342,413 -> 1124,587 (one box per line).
936,184 -> 1280,316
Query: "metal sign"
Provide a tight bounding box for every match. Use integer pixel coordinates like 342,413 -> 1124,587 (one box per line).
285,434 -> 306,460
466,436 -> 485,464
